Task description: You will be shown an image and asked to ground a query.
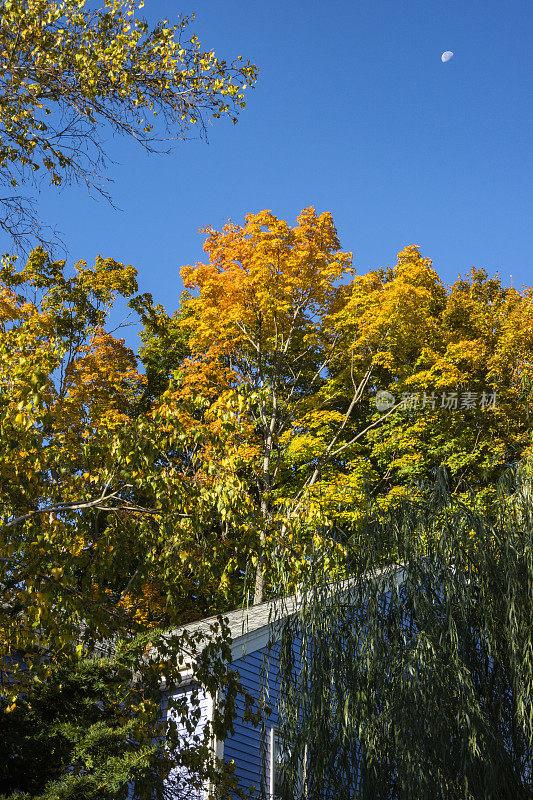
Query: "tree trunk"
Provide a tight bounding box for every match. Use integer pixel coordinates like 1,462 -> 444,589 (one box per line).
253,495 -> 269,604
253,554 -> 264,605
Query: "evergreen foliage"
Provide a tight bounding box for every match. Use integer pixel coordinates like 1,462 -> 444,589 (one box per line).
1,622 -> 250,800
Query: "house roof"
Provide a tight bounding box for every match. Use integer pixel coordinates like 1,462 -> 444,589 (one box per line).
90,594 -> 294,664
175,564 -> 404,660
173,564 -> 404,661
99,565 -> 404,669
176,593 -> 299,660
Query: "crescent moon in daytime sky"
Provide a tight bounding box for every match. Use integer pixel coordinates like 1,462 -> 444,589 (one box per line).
441,50 -> 454,62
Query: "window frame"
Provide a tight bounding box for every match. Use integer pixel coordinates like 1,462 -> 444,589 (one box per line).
268,727 -> 307,800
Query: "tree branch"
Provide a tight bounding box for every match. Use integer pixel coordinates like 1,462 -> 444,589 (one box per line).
0,487 -> 178,534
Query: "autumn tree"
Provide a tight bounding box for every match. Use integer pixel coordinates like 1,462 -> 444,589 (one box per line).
165,230 -> 533,602
137,298 -> 193,408
177,208 -> 398,604
0,248 -> 260,797
0,248 -> 260,672
326,245 -> 533,528
0,0 -> 258,249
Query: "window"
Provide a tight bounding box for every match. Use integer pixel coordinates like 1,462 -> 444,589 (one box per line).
269,728 -> 306,800
271,729 -> 290,799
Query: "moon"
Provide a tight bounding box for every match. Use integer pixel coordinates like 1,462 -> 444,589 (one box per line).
441,51 -> 454,63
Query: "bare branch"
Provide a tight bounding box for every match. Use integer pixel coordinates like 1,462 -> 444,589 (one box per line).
0,195 -> 65,256
0,486 -> 187,534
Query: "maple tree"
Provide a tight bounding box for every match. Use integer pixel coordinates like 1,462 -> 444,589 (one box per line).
177,208 -> 398,603
0,247 -> 259,673
0,247 -> 261,799
0,0 -> 258,249
160,227 -> 533,603
324,245 -> 533,533
3,215 -> 533,796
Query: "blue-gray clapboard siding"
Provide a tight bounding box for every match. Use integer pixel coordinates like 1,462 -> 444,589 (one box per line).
224,645 -> 273,796
224,635 -> 302,798
160,573 -> 403,799
163,640 -> 289,798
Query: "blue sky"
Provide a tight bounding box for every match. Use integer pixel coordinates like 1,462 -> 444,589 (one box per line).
9,0 -> 533,347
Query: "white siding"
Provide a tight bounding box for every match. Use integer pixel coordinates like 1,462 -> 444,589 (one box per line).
164,684 -> 211,800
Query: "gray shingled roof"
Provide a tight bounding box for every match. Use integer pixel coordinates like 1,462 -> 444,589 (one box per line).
172,565 -> 402,650
90,595 -> 294,661
175,593 -> 297,645
97,566 -> 402,662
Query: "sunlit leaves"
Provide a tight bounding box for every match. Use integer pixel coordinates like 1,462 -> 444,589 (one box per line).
332,246 -> 533,517
0,247 -> 261,683
274,465 -> 533,799
0,0 -> 258,246
178,208 -> 357,600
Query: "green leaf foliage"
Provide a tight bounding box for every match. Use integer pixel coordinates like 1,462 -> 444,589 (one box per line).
1,621 -> 252,800
272,464 -> 533,799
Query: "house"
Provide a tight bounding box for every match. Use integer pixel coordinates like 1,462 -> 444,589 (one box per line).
164,568 -> 403,800
165,593 -> 301,800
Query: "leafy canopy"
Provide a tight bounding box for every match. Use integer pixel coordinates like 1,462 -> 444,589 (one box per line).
0,0 -> 258,248
328,246 -> 533,525
0,247 -> 259,674
178,208 -> 366,601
